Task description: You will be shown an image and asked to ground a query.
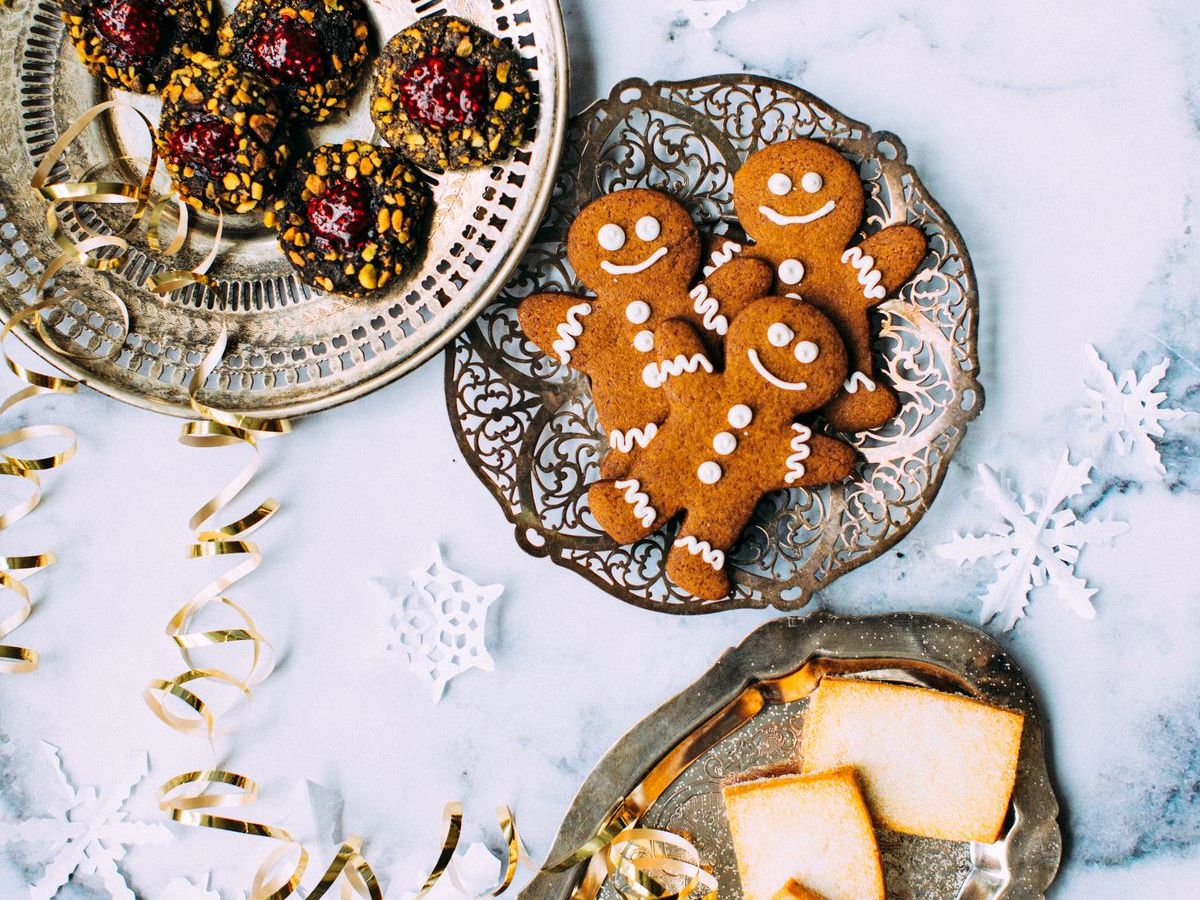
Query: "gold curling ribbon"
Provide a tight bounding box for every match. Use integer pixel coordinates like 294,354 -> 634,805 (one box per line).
162,770 -> 523,900
144,326 -> 288,738
547,814 -> 716,900
0,302 -> 78,673
3,97 -> 147,672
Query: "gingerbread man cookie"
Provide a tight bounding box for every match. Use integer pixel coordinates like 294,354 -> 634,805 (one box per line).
588,297 -> 858,600
732,139 -> 927,432
518,188 -> 772,475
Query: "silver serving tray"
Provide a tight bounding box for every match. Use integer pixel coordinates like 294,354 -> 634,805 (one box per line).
524,613 -> 1061,900
446,75 -> 982,614
0,0 -> 568,417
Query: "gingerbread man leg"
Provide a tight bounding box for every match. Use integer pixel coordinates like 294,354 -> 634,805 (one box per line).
665,513 -> 746,602
589,477 -> 667,545
822,373 -> 899,434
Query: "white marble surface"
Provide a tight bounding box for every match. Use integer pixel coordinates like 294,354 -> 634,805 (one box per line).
3,0 -> 1200,898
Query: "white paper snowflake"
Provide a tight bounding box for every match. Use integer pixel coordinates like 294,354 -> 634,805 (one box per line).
376,545 -> 503,702
161,876 -> 223,900
1,743 -> 170,900
938,451 -> 1129,630
1081,343 -> 1190,478
670,0 -> 751,28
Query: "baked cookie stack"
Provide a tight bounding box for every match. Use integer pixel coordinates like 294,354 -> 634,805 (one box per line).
517,138 -> 928,600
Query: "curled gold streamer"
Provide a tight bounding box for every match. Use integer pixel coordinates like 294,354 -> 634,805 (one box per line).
145,326 -> 287,739
2,96 -> 148,672
546,806 -> 716,900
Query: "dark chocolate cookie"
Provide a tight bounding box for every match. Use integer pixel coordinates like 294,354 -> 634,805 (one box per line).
371,15 -> 534,171
60,0 -> 215,94
267,140 -> 433,298
157,52 -> 291,215
217,0 -> 370,123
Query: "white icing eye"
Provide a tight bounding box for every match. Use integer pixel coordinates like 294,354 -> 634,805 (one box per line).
768,322 -> 794,347
697,461 -> 723,484
794,340 -> 819,364
777,258 -> 805,286
801,172 -> 823,193
727,404 -> 753,428
625,300 -> 651,324
598,223 -> 626,252
635,215 -> 661,241
633,330 -> 654,352
713,432 -> 737,455
767,173 -> 792,196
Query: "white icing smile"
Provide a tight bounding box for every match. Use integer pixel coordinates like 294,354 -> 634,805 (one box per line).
747,348 -> 808,392
757,200 -> 836,226
601,246 -> 668,275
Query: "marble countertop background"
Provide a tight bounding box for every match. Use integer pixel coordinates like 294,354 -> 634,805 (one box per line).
2,0 -> 1199,897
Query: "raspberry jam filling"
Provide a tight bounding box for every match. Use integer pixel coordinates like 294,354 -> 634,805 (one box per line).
306,179 -> 372,249
398,53 -> 487,130
247,18 -> 326,85
92,0 -> 162,59
167,119 -> 238,176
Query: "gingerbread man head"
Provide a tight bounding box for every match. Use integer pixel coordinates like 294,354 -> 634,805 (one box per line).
732,140 -> 865,264
723,296 -> 848,420
566,188 -> 701,301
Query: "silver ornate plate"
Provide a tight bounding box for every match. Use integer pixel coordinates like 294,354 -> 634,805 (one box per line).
0,0 -> 567,417
446,75 -> 982,614
524,613 -> 1061,900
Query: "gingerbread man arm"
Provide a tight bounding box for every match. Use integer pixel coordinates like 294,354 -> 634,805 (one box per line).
516,292 -> 599,371
650,319 -> 718,404
689,255 -> 775,338
848,224 -> 927,299
771,423 -> 858,490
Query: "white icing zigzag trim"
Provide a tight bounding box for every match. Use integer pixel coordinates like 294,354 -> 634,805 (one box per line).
609,423 -> 658,452
643,353 -> 714,388
673,536 -> 725,570
784,423 -> 813,484
843,371 -> 878,393
689,284 -> 729,335
701,241 -> 743,277
615,479 -> 657,527
552,302 -> 593,364
841,247 -> 886,300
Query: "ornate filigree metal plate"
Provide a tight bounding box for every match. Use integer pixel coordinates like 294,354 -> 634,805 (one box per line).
0,0 -> 567,417
446,76 -> 982,613
524,613 -> 1062,900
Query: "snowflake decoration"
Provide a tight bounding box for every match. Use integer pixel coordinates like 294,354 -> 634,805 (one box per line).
1,742 -> 170,900
938,451 -> 1129,630
161,877 -> 224,900
376,545 -> 503,702
1080,343 -> 1190,479
670,0 -> 751,28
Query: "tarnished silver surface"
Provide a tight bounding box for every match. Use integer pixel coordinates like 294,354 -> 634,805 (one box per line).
446,75 -> 983,613
523,613 -> 1061,900
0,0 -> 568,417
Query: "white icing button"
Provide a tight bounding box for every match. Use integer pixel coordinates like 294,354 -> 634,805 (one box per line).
801,172 -> 823,193
625,299 -> 651,324
768,322 -> 794,347
598,223 -> 626,251
642,361 -> 661,388
635,215 -> 661,241
794,340 -> 819,364
633,330 -> 654,352
713,431 -> 737,455
697,461 -> 723,484
727,404 -> 753,428
777,258 -> 805,285
767,172 -> 792,196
